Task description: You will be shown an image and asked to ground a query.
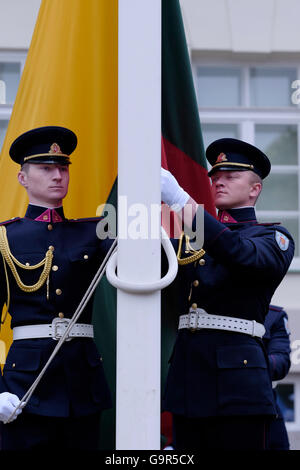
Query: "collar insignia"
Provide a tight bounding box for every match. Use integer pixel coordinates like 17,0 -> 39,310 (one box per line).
218,210 -> 238,223
35,208 -> 63,223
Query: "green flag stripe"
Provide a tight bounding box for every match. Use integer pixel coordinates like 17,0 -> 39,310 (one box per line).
162,0 -> 206,168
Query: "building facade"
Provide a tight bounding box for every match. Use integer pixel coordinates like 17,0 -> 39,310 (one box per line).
180,0 -> 300,449
0,0 -> 299,449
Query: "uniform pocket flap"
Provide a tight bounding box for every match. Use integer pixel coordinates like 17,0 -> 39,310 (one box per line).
68,246 -> 96,262
5,348 -> 42,372
217,344 -> 267,369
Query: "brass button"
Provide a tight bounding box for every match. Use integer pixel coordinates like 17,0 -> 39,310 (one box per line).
48,224 -> 53,231
52,265 -> 59,271
191,303 -> 197,309
193,280 -> 199,287
56,288 -> 62,296
58,312 -> 64,318
12,363 -> 16,368
48,245 -> 55,251
84,255 -> 89,260
199,259 -> 205,266
25,262 -> 30,266
243,360 -> 248,365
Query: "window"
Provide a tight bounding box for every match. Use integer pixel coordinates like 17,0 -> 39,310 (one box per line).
277,375 -> 300,435
0,51 -> 27,152
250,68 -> 296,107
196,67 -> 242,107
0,62 -> 21,104
194,60 -> 300,268
277,382 -> 295,422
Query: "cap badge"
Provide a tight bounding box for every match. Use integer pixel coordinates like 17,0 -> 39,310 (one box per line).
49,143 -> 62,154
216,153 -> 227,163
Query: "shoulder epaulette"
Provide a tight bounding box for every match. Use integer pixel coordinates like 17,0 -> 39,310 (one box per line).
0,217 -> 21,226
68,216 -> 103,222
254,222 -> 281,226
269,304 -> 283,312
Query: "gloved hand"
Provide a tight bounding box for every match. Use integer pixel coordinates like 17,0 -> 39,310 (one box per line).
161,168 -> 190,212
0,392 -> 23,423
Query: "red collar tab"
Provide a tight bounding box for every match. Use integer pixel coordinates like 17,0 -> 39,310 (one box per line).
218,211 -> 238,224
34,208 -> 63,223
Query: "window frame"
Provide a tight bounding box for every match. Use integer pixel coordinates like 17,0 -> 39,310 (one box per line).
278,375 -> 300,432
0,49 -> 27,149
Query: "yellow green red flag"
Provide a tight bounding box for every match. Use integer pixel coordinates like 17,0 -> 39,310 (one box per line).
0,0 -> 118,387
0,0 -> 118,221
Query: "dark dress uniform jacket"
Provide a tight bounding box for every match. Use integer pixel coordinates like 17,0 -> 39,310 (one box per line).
163,207 -> 294,418
264,305 -> 291,450
0,204 -> 112,417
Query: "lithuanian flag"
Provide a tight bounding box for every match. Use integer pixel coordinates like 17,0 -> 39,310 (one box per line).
160,0 -> 215,448
0,0 -> 214,450
0,1 -> 118,449
162,0 -> 215,216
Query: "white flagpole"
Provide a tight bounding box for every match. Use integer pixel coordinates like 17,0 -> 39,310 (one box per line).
116,0 -> 162,450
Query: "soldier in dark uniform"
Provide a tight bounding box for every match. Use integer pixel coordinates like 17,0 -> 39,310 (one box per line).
161,138 -> 294,450
0,126 -> 113,450
160,304 -> 292,450
264,305 -> 291,450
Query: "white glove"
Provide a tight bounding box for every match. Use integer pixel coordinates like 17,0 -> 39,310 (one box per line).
0,392 -> 23,423
161,168 -> 190,212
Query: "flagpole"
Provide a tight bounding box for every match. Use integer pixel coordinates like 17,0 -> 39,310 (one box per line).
116,0 -> 162,450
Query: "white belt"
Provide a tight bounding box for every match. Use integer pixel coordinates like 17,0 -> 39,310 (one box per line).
179,308 -> 265,338
13,318 -> 94,341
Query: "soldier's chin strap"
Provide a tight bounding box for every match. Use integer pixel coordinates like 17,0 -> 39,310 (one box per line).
5,237 -> 118,424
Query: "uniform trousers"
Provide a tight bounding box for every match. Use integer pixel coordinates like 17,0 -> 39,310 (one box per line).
173,414 -> 270,451
267,415 -> 290,450
1,411 -> 102,450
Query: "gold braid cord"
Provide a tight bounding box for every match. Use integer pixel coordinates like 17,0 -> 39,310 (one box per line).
0,225 -> 53,323
176,232 -> 205,266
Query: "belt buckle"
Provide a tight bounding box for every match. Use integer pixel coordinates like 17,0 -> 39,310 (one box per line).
188,309 -> 199,332
51,318 -> 72,341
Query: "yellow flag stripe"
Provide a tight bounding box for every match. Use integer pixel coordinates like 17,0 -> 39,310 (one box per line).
0,0 -> 118,362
